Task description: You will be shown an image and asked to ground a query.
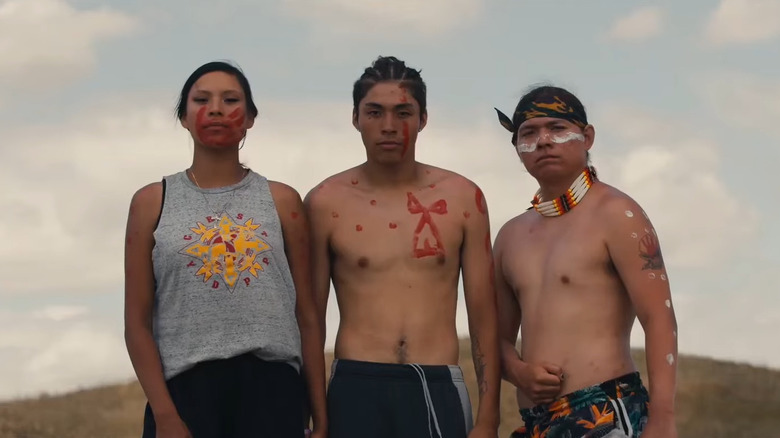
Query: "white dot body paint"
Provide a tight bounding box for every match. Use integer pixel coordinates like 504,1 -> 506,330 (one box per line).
673,330 -> 677,338
661,274 -> 667,281
666,354 -> 675,365
625,210 -> 634,218
665,299 -> 671,308
648,273 -> 656,280
631,232 -> 638,238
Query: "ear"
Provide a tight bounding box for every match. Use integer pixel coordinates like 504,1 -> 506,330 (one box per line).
494,108 -> 515,133
583,124 -> 595,151
245,115 -> 256,130
352,109 -> 359,131
180,116 -> 190,131
418,110 -> 428,132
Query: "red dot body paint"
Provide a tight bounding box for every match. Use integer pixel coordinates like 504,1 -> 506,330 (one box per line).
332,212 -> 340,218
291,212 -> 299,219
389,222 -> 398,229
351,179 -> 359,185
356,225 -> 363,232
463,211 -> 471,219
370,200 -> 377,206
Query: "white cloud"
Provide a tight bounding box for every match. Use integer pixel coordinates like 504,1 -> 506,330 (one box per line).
0,0 -> 139,91
32,305 -> 89,322
695,71 -> 780,134
605,6 -> 664,42
280,0 -> 483,39
592,104 -> 759,270
0,308 -> 131,401
703,0 -> 780,45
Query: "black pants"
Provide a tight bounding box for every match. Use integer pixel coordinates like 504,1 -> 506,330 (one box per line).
327,359 -> 473,438
143,353 -> 304,438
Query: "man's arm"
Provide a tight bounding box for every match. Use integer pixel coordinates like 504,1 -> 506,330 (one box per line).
272,182 -> 328,436
461,184 -> 501,432
494,221 -> 562,406
493,225 -> 522,383
604,197 -> 678,426
303,186 -> 333,349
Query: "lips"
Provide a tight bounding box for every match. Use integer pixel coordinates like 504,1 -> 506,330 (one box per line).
537,155 -> 558,163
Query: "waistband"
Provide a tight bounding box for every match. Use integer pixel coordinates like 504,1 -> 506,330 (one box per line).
521,372 -> 644,421
331,359 -> 464,382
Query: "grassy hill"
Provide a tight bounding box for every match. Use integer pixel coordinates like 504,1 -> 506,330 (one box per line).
2,343 -> 779,438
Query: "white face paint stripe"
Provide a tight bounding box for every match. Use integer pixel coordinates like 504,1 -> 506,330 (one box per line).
515,131 -> 585,154
625,210 -> 634,218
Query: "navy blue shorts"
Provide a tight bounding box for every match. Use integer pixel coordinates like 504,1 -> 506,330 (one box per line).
142,353 -> 304,438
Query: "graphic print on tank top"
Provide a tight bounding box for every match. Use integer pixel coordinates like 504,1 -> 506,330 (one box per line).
180,212 -> 273,292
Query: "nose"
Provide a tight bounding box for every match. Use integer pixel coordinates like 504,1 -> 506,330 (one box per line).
536,128 -> 553,149
207,99 -> 224,116
380,113 -> 397,134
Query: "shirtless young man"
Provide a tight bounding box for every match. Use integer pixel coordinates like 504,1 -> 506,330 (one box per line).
492,86 -> 678,438
304,56 -> 500,438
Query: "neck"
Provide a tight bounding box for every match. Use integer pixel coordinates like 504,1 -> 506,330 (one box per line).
362,156 -> 420,187
538,168 -> 587,201
189,146 -> 245,188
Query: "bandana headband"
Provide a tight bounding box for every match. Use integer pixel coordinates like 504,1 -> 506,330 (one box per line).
495,95 -> 588,145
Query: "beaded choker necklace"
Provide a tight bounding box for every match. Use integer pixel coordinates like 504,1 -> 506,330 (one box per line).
530,166 -> 597,217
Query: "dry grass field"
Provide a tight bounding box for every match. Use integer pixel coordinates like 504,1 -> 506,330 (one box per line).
2,341 -> 779,438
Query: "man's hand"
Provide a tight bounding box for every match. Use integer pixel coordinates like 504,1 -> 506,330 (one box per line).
511,360 -> 563,405
639,413 -> 677,438
155,412 -> 192,438
467,423 -> 498,438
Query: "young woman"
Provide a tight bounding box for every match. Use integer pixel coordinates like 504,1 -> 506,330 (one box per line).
124,61 -> 327,438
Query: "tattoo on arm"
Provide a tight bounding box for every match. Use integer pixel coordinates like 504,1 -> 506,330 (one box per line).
472,337 -> 487,395
638,231 -> 664,270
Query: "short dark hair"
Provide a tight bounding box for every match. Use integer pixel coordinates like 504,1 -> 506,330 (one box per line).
352,56 -> 427,120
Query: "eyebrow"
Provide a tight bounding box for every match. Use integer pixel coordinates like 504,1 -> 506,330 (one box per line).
192,89 -> 242,95
364,102 -> 414,111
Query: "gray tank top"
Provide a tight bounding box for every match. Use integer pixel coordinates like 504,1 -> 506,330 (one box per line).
151,170 -> 301,380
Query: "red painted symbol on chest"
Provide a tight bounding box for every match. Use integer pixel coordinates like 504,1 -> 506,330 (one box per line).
262,257 -> 269,265
237,213 -> 243,220
206,216 -> 216,223
407,192 -> 447,258
261,231 -> 268,237
184,235 -> 193,240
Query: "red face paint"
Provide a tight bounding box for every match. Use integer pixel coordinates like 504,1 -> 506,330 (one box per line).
194,106 -> 246,148
407,192 -> 448,258
402,121 -> 410,156
389,222 -> 398,229
475,187 -> 487,215
356,224 -> 363,232
370,200 -> 377,206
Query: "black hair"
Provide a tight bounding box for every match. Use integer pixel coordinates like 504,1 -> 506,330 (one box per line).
352,56 -> 427,120
175,61 -> 259,120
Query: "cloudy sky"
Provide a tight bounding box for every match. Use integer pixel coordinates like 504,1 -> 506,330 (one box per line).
1,0 -> 779,401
